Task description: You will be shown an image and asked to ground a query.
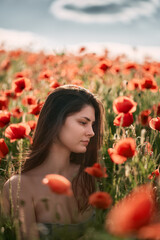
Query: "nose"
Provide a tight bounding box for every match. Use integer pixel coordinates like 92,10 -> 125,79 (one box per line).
86,125 -> 95,137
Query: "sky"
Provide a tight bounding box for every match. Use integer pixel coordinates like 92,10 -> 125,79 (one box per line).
0,0 -> 160,60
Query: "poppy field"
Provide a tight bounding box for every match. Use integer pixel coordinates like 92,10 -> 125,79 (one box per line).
0,47 -> 160,240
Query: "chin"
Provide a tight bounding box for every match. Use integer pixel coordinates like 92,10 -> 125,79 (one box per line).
73,147 -> 87,153
79,147 -> 87,153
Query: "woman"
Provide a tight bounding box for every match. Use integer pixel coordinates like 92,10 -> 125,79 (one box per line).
2,85 -> 104,240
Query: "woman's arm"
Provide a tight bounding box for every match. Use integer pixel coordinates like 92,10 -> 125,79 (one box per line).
2,175 -> 39,240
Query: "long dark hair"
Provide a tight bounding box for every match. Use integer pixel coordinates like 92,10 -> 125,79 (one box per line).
22,84 -> 104,213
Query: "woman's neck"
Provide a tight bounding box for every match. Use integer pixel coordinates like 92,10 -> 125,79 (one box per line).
32,142 -> 72,176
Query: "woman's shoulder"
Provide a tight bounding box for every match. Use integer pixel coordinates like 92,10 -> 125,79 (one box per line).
4,173 -> 28,185
3,173 -> 31,196
2,174 -> 32,215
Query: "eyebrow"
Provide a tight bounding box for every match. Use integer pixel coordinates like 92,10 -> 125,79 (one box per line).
81,117 -> 95,123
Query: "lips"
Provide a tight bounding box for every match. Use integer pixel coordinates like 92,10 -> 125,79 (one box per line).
81,141 -> 89,145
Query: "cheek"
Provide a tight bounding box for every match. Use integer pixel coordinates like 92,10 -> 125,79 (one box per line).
59,123 -> 78,142
66,122 -> 83,136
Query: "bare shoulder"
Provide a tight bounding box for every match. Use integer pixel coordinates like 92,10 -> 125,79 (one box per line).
2,174 -> 39,238
4,174 -> 28,187
3,174 -> 31,197
2,174 -> 31,216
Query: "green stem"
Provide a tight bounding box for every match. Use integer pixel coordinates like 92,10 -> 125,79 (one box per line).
9,175 -> 14,219
151,130 -> 158,147
16,139 -> 23,218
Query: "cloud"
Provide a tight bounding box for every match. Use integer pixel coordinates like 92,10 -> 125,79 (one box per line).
0,28 -> 54,53
49,0 -> 160,23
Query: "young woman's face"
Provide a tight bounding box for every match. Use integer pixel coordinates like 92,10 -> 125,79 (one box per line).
56,105 -> 96,153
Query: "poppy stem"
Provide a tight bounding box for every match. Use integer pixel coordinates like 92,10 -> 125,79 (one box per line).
15,139 -> 23,239
150,130 -> 158,147
112,163 -> 117,201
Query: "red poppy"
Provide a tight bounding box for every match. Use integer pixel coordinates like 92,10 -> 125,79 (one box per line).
89,191 -> 112,209
29,102 -> 44,116
22,95 -> 37,106
124,62 -> 137,71
138,109 -> 151,126
127,78 -> 141,91
137,223 -> 160,239
5,123 -> 31,142
0,111 -> 11,128
0,58 -> 10,71
50,80 -> 61,89
9,49 -> 22,58
12,77 -> 32,95
14,69 -> 31,79
94,59 -> 112,76
140,75 -> 158,92
0,138 -> 9,160
143,62 -> 151,72
149,117 -> 160,131
0,96 -> 9,110
3,90 -> 17,99
42,174 -> 73,196
148,169 -> 159,180
27,120 -> 37,130
108,138 -> 136,164
39,69 -> 53,81
108,148 -> 127,164
98,59 -> 112,73
105,184 -> 156,237
110,65 -> 120,75
84,163 -> 108,178
113,113 -> 133,127
79,47 -> 86,53
113,96 -> 137,114
149,65 -> 159,76
11,107 -> 23,119
115,138 -> 136,158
